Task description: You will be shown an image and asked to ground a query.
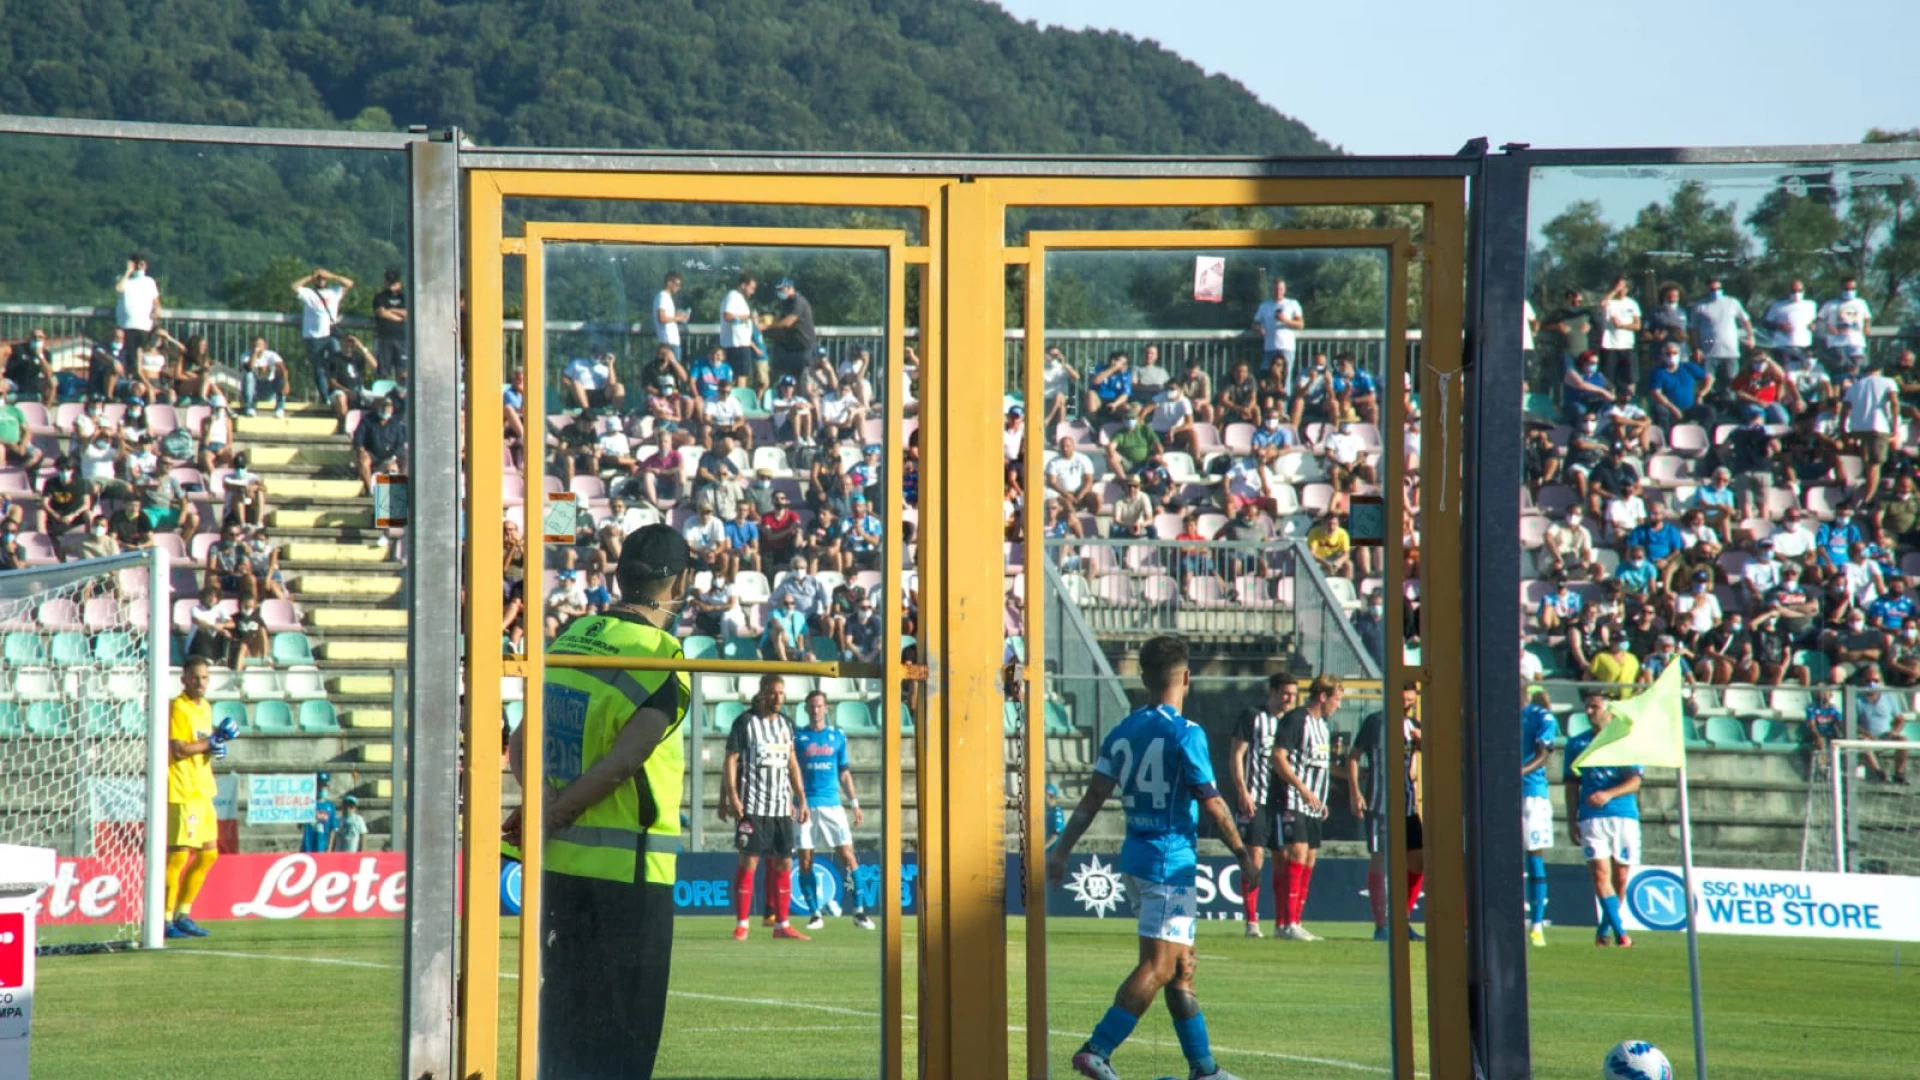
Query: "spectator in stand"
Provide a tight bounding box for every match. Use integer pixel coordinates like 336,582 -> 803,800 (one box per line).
1144,379 -> 1197,456
1840,361 -> 1900,500
1686,467 -> 1737,543
1730,351 -> 1796,423
1877,474 -> 1920,549
1869,577 -> 1916,633
1645,341 -> 1713,426
1306,511 -> 1352,581
0,397 -> 41,473
843,593 -> 882,664
1538,507 -> 1601,580
229,592 -> 268,669
224,452 -> 266,527
324,335 -> 380,434
1224,453 -> 1278,517
1216,360 -> 1260,428
848,496 -> 882,570
206,520 -> 256,599
1696,612 -> 1758,685
1612,545 -> 1657,598
1853,672 -> 1909,785
1172,509 -> 1214,582
646,376 -> 698,446
1645,283 -> 1689,362
89,329 -> 129,401
647,271 -> 690,367
1597,277 -> 1642,391
766,279 -> 817,385
1561,351 -> 1614,423
1640,634 -> 1694,687
246,527 -> 288,601
1690,276 -> 1754,382
1335,355 -> 1379,424
1884,622 -> 1920,689
1589,636 -> 1638,696
561,350 -> 626,413
1539,289 -> 1591,381
818,379 -> 867,445
1628,503 -> 1686,592
0,519 -> 24,571
4,328 -> 54,406
1321,420 -> 1376,488
1103,411 -> 1165,484
762,590 -> 814,662
836,347 -> 873,408
1587,444 -> 1641,525
1290,353 -> 1337,430
108,498 -> 155,550
332,796 -> 368,853
693,434 -> 743,509
1131,344 -> 1172,401
41,457 -> 93,561
239,336 -> 289,419
723,502 -> 761,580
681,500 -> 726,572
1819,277 -> 1874,373
1253,278 -> 1305,386
292,268 -> 352,399
809,506 -> 850,575
166,334 -> 214,405
719,273 -> 761,388
71,513 -> 119,561
1764,278 -> 1818,370
1102,475 -> 1151,540
634,429 -> 685,509
1085,351 -> 1133,424
186,585 -> 237,665
691,570 -> 748,639
1176,356 -> 1214,425
640,343 -> 692,394
195,393 -> 237,476
1825,604 -> 1885,683
354,397 -> 408,496
1537,580 -> 1583,633
1040,346 -> 1079,430
366,268 -> 409,375
114,254 -> 163,362
1722,405 -> 1779,521
1046,435 -> 1102,517
759,489 -> 802,565
691,346 -> 734,407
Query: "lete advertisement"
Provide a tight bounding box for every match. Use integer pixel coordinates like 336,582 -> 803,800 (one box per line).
1617,865 -> 1920,941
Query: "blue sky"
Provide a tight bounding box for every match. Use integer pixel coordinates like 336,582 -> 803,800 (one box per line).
994,0 -> 1915,156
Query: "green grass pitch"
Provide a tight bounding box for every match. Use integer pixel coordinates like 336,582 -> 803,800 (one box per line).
31,916 -> 1918,1079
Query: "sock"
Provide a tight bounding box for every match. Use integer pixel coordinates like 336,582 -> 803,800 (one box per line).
1242,870 -> 1261,924
178,848 -> 218,913
800,863 -> 819,915
1367,869 -> 1389,929
845,867 -> 865,914
164,849 -> 191,917
1272,859 -> 1294,928
1085,1005 -> 1140,1059
1526,855 -> 1549,926
1171,1011 -> 1217,1076
1289,862 -> 1315,926
1405,871 -> 1424,916
1598,895 -> 1622,938
772,867 -> 793,927
732,864 -> 754,923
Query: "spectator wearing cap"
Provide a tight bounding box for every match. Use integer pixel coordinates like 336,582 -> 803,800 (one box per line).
1561,350 -> 1613,423
1841,360 -> 1900,500
333,795 -> 369,853
1046,434 -> 1102,517
545,568 -> 590,640
1645,340 -> 1714,427
1002,405 -> 1027,463
851,443 -> 883,501
1589,637 -> 1639,697
766,278 -> 816,383
646,373 -> 698,446
1691,276 -> 1755,381
1730,350 -> 1796,424
681,501 -> 726,571
1722,405 -> 1779,521
769,376 -> 816,448
1084,350 -> 1133,424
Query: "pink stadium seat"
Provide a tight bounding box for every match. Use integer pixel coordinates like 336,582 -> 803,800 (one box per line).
1803,486 -> 1846,522
1763,488 -> 1798,521
145,405 -> 177,434
53,403 -> 83,432
1667,424 -> 1709,458
1740,518 -> 1774,544
1223,423 -> 1255,455
1094,575 -> 1132,605
1152,514 -> 1183,541
1645,455 -> 1689,489
1189,423 -> 1225,456
153,533 -> 188,560
190,533 -> 217,563
0,470 -> 27,494
1300,483 -> 1335,517
543,475 -> 565,495
18,533 -> 55,565
172,598 -> 195,632
502,475 -> 526,506
1535,486 -> 1578,514
1185,577 -> 1229,607
260,598 -> 302,633
568,475 -> 606,501
1195,513 -> 1227,540
36,598 -> 83,632
1235,576 -> 1275,608
82,596 -> 120,632
13,403 -> 51,433
1519,515 -> 1549,550
1140,574 -> 1178,605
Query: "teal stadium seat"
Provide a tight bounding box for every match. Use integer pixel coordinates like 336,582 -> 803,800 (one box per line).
810,636 -> 841,661
1004,701 -> 1023,734
271,632 -> 315,665
683,635 -> 718,660
212,700 -> 249,735
709,701 -> 745,736
26,702 -> 68,737
251,700 -> 295,733
0,702 -> 25,736
84,701 -> 120,737
504,701 -> 525,732
3,632 -> 46,665
297,700 -> 341,732
1044,701 -> 1076,735
50,632 -> 90,667
836,701 -> 879,734
117,701 -> 146,735
93,632 -> 138,665
720,637 -> 759,662
1705,716 -> 1753,750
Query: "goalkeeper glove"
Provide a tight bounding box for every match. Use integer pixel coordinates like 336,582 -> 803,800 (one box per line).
210,717 -> 241,745
211,741 -> 229,761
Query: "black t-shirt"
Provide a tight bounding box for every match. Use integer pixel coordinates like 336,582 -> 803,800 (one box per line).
41,474 -> 91,521
372,286 -> 408,341
1726,426 -> 1773,474
773,292 -> 816,354
330,352 -> 366,393
232,607 -> 264,637
5,344 -> 44,387
355,416 -> 408,461
89,347 -> 122,395
1587,459 -> 1639,497
109,510 -> 153,547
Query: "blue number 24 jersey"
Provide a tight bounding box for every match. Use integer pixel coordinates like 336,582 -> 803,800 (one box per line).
1094,704 -> 1220,887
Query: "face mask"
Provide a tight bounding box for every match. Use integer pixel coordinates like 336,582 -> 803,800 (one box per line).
1729,622 -> 1743,633
1126,418 -> 1140,430
1843,290 -> 1857,301
1584,364 -> 1599,376
1264,419 -> 1280,431
1791,290 -> 1803,301
92,526 -> 106,537
1664,355 -> 1679,368
1710,288 -> 1723,299
234,469 -> 248,480
129,270 -> 143,280
57,470 -> 71,481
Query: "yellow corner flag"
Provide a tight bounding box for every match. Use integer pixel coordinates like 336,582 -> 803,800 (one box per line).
1572,661 -> 1689,770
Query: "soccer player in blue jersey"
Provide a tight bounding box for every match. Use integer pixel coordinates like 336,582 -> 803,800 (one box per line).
1048,635 -> 1257,1080
1520,686 -> 1559,946
1563,690 -> 1642,948
793,690 -> 874,930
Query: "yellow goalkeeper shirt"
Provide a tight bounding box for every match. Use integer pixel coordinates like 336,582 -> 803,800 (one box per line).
168,696 -> 217,803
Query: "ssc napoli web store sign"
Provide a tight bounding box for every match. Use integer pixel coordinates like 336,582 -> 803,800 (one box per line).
1618,866 -> 1920,941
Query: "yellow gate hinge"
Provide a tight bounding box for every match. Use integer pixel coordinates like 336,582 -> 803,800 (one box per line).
500,237 -> 527,256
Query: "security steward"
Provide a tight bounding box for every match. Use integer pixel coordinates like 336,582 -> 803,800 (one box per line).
506,523 -> 693,1080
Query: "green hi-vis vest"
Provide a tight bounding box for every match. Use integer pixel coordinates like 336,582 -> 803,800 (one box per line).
541,614 -> 689,885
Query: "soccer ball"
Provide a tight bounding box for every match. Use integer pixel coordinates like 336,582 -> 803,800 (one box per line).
1603,1041 -> 1673,1080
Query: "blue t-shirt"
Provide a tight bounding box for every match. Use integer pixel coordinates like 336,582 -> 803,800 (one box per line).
1092,368 -> 1133,402
1093,704 -> 1219,886
1646,362 -> 1706,411
1251,425 -> 1296,451
793,725 -> 848,807
1563,729 -> 1641,821
1806,702 -> 1842,736
302,797 -> 337,852
1870,594 -> 1916,630
1347,371 -> 1378,398
1614,559 -> 1657,594
691,359 -> 734,402
1628,521 -> 1685,562
1044,781 -> 1066,839
1521,704 -> 1558,799
1817,522 -> 1860,565
724,519 -> 760,551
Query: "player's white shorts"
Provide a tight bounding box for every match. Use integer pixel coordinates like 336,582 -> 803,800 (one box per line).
1577,817 -> 1641,865
1128,879 -> 1197,947
1523,795 -> 1555,851
799,805 -> 853,850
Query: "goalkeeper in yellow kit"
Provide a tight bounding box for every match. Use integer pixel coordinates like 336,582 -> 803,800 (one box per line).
165,656 -> 239,939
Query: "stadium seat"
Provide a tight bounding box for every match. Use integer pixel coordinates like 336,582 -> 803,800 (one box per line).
81,597 -> 120,632
1234,576 -> 1274,608
1721,686 -> 1771,719
3,632 -> 46,666
733,572 -> 771,606
25,702 -> 68,737
835,701 -> 878,734
821,678 -> 858,702
1769,688 -> 1811,719
104,669 -> 144,700
1903,721 -> 1920,743
720,636 -> 759,662
116,701 -> 145,736
504,701 -> 524,732
283,666 -> 326,698
83,701 -> 121,737
783,675 -> 815,700
260,599 -> 302,633
35,600 -> 83,632
1795,650 -> 1831,684
708,701 -> 745,736
0,703 -> 20,737
271,632 -> 315,665
242,668 -> 285,700
212,700 -> 249,734
1705,716 -> 1754,750
810,636 -> 841,661
12,668 -> 58,701
297,700 -> 341,732
683,635 -> 718,660
204,667 -> 241,700
1751,719 -> 1802,752
49,632 -> 90,667
1044,700 -> 1077,735
1565,712 -> 1593,739
251,700 -> 295,734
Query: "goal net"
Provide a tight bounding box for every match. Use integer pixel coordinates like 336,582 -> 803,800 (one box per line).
0,548 -> 169,953
1800,739 -> 1920,877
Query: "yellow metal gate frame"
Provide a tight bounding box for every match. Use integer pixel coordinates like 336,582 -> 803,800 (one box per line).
461,169 -> 1468,1080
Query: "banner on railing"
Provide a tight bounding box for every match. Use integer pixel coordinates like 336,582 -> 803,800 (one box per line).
1616,865 -> 1920,941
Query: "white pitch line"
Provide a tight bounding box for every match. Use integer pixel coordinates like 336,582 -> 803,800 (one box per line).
167,947 -> 1410,1074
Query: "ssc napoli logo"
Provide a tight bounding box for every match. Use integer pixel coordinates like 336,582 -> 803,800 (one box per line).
1624,868 -> 1689,932
500,861 -> 523,916
789,863 -> 842,916
1064,856 -> 1127,918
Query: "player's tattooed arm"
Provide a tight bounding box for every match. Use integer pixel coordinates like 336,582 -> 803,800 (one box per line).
1046,774 -> 1117,881
1199,795 -> 1258,882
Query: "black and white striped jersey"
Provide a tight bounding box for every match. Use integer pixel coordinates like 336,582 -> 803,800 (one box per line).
1273,706 -> 1331,819
1231,708 -> 1282,812
727,709 -> 795,817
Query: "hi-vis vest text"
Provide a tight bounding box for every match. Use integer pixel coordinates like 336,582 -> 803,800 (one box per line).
542,615 -> 689,884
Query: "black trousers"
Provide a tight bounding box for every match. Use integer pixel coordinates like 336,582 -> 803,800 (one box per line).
540,872 -> 675,1080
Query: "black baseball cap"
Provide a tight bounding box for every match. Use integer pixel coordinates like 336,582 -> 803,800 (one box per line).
617,523 -> 690,582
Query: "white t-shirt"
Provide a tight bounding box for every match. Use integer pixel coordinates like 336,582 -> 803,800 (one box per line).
1764,297 -> 1817,348
248,349 -> 285,375
1675,591 -> 1721,635
1149,392 -> 1193,435
1043,358 -> 1073,400
1842,374 -> 1898,434
1225,458 -> 1269,500
1523,299 -> 1537,351
721,289 -> 753,349
1045,454 -> 1092,492
820,392 -> 858,425
1743,558 -> 1782,594
1606,495 -> 1647,534
682,516 -> 726,553
1324,429 -> 1365,466
563,356 -> 612,391
80,442 -> 118,483
1601,297 -> 1641,351
705,396 -> 743,428
1002,423 -> 1024,462
1254,298 -> 1304,353
653,289 -> 680,346
297,284 -> 346,341
1821,296 -> 1873,351
1771,524 -> 1815,559
116,274 -> 160,332
138,349 -> 166,377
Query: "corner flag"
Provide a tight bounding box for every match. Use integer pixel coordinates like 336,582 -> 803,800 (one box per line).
1572,662 -> 1688,770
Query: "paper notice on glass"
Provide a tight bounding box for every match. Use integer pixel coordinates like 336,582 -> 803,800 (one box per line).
1194,256 -> 1226,303
372,474 -> 409,528
544,493 -> 579,544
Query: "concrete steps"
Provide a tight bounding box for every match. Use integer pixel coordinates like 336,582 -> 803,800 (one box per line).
272,508 -> 374,529
237,415 -> 345,439
310,608 -> 407,630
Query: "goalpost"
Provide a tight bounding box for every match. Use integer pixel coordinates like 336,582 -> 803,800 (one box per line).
0,546 -> 170,952
1800,738 -> 1920,878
